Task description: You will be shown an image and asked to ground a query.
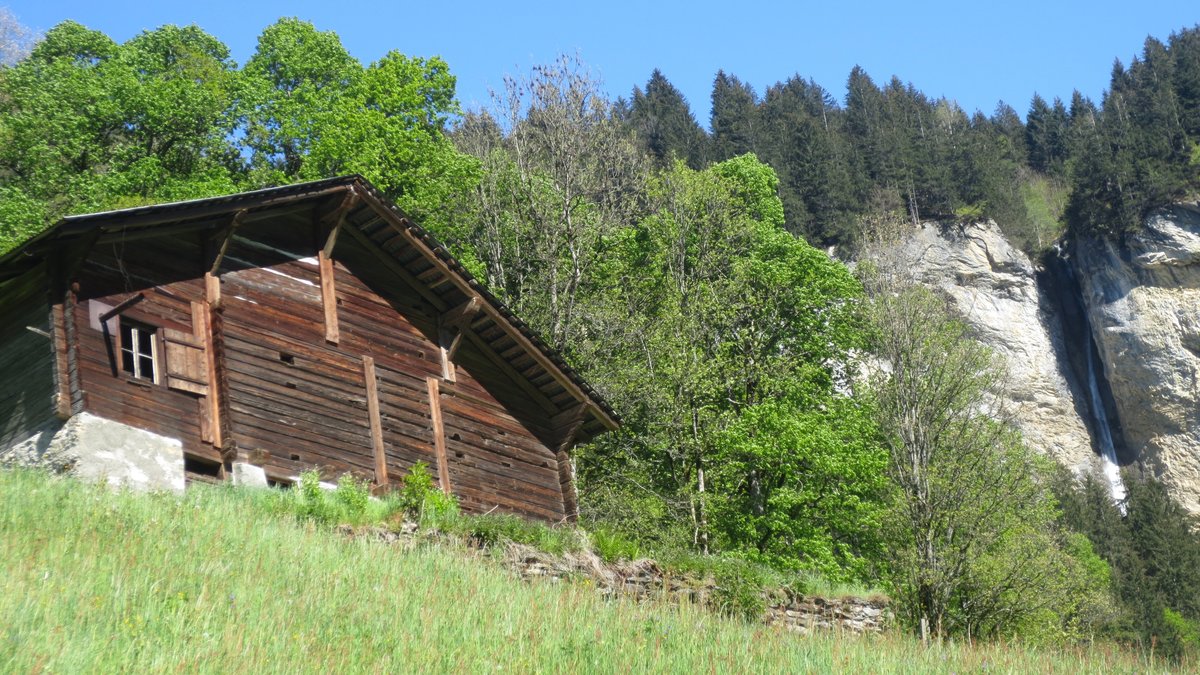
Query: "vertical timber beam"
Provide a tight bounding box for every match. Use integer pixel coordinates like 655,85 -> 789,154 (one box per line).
552,403 -> 588,523
49,302 -> 71,420
206,274 -> 233,461
362,356 -> 389,489
191,299 -> 224,449
205,272 -> 221,308
319,250 -> 339,344
426,376 -> 452,495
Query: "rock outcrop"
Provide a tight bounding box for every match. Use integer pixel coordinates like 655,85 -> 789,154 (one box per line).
876,221 -> 1105,477
1074,204 -> 1200,514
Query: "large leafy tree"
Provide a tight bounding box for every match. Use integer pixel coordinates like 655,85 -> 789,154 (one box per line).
861,246 -> 1112,640
0,18 -> 477,251
240,18 -> 475,226
0,22 -> 240,249
449,55 -> 645,350
576,155 -> 886,578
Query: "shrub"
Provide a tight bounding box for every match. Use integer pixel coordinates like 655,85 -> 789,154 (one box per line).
397,462 -> 458,526
333,472 -> 371,522
590,526 -> 642,563
450,513 -> 579,555
290,469 -> 395,526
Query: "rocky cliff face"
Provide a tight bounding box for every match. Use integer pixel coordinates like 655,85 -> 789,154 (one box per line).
1074,204 -> 1200,514
878,221 -> 1106,478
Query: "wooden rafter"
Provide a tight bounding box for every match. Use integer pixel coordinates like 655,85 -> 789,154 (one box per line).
463,330 -> 558,415
355,191 -> 617,431
208,210 -> 245,275
341,224 -> 446,312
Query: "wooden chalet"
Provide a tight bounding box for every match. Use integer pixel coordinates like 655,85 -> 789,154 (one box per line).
0,176 -> 617,522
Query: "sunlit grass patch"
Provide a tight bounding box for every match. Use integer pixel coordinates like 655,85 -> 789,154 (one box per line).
0,468 -> 1172,673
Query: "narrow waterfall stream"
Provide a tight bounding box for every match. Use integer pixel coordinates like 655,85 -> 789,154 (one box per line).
1042,248 -> 1128,508
1084,338 -> 1127,504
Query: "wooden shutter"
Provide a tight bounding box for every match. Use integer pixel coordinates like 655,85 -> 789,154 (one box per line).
163,328 -> 209,395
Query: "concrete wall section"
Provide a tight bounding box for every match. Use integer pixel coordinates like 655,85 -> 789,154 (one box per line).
1,412 -> 185,493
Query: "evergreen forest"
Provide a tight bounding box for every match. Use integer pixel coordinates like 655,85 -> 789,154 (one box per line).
2,15 -> 1200,658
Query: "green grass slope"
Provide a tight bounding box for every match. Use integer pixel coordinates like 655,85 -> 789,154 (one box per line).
0,469 -> 1168,673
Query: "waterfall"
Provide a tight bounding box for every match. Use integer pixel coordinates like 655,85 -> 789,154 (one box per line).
1084,340 -> 1127,505
1044,247 -> 1127,509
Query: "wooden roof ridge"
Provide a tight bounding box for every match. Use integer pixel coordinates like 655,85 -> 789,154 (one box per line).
0,175 -> 619,432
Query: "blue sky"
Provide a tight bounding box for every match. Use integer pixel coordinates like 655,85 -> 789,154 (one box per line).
9,1 -> 1199,124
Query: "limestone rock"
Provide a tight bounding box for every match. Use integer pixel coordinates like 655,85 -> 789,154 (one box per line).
874,221 -> 1103,476
1075,204 -> 1200,514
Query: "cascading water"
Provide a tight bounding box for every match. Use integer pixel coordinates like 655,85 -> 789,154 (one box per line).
1044,246 -> 1128,508
1084,339 -> 1127,505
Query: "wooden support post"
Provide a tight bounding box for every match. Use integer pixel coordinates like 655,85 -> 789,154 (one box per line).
437,320 -> 465,383
426,376 -> 452,495
205,272 -> 221,308
362,356 -> 389,489
204,276 -> 226,452
319,250 -> 339,344
50,302 -> 71,420
437,296 -> 479,382
553,403 -> 588,523
193,301 -> 214,444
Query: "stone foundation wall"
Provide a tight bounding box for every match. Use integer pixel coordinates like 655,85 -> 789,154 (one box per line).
1,412 -> 184,492
355,527 -> 890,635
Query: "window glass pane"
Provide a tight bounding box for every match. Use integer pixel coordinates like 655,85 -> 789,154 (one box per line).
121,349 -> 135,374
136,329 -> 154,357
121,323 -> 133,348
139,356 -> 155,379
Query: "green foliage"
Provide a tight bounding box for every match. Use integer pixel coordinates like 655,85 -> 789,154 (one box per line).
333,473 -> 371,519
1162,608 -> 1200,659
573,155 -> 886,584
0,18 -> 477,253
445,513 -> 581,556
863,279 -> 1111,641
625,69 -> 708,169
709,393 -> 889,581
953,202 -> 986,222
289,469 -> 395,527
396,461 -> 458,526
1066,29 -> 1200,237
588,526 -> 643,563
657,550 -> 781,621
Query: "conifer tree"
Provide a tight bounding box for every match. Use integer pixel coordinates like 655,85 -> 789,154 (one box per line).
627,69 -> 708,169
709,70 -> 758,160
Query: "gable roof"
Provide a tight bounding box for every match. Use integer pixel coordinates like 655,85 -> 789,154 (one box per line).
0,176 -> 618,441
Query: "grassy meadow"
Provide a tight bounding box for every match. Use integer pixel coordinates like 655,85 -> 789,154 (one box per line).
0,469 -> 1175,673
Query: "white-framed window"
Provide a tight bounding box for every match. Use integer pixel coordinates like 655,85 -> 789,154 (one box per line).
119,319 -> 158,383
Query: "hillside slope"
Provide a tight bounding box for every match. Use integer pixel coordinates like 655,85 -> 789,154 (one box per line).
0,470 -> 1166,673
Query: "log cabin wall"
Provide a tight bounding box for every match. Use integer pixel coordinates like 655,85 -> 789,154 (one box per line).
0,177 -> 616,522
214,219 -> 569,520
0,269 -> 57,447
71,238 -> 216,465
